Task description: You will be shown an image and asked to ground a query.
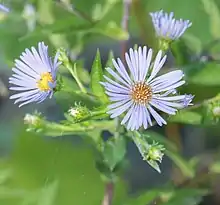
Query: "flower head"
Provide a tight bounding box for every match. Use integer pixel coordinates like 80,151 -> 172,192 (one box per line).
9,42 -> 61,107
150,10 -> 192,41
101,46 -> 193,131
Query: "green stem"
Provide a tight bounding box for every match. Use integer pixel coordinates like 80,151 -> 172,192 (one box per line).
91,108 -> 108,117
66,63 -> 87,93
44,120 -> 115,136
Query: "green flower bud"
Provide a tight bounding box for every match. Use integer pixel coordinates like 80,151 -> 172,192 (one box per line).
24,111 -> 44,132
158,39 -> 171,52
147,143 -> 165,163
57,48 -> 69,64
67,104 -> 91,122
213,106 -> 220,117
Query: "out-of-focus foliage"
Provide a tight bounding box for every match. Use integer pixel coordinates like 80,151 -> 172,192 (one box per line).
1,0 -> 220,205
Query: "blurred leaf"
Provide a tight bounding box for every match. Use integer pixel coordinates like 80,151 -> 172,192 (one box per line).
90,49 -> 108,103
169,111 -> 202,125
124,188 -> 208,205
37,181 -> 58,205
87,22 -> 129,40
161,188 -> 209,205
103,137 -> 126,171
92,0 -> 120,21
182,34 -> 202,54
5,130 -> 128,205
201,0 -> 220,39
38,0 -> 54,24
125,189 -> 162,205
165,149 -> 195,178
186,62 -> 220,86
0,169 -> 11,185
210,161 -> 220,173
171,40 -> 191,66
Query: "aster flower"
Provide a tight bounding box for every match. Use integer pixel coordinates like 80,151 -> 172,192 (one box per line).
9,42 -> 60,107
101,46 -> 193,131
0,4 -> 10,13
150,10 -> 192,41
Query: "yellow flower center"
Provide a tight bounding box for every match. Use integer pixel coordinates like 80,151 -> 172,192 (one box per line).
37,72 -> 54,91
131,82 -> 152,105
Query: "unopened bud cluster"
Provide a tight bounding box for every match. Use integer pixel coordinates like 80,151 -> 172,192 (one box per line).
24,111 -> 44,132
57,48 -> 69,65
146,143 -> 165,163
67,104 -> 91,122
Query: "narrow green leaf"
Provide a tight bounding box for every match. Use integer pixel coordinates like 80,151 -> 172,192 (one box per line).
90,49 -> 108,103
104,50 -> 115,79
105,50 -> 115,68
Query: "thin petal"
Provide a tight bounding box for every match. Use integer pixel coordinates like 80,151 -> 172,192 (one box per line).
148,105 -> 167,126
108,100 -> 133,118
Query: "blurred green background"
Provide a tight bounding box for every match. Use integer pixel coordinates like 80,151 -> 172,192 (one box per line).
0,0 -> 220,205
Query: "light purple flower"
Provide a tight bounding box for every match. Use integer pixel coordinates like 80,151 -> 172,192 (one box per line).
150,10 -> 192,40
0,4 -> 10,13
101,46 -> 193,131
9,42 -> 60,107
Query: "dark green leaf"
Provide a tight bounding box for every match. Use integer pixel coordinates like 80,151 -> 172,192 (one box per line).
103,137 -> 126,171
90,49 -> 108,103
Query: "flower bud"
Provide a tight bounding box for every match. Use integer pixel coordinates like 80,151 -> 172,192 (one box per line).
57,48 -> 69,65
147,143 -> 165,163
158,39 -> 171,51
213,106 -> 220,117
24,112 -> 44,132
67,104 -> 91,122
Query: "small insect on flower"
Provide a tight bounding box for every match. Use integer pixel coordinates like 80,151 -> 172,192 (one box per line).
101,46 -> 194,131
9,42 -> 61,107
150,10 -> 192,41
